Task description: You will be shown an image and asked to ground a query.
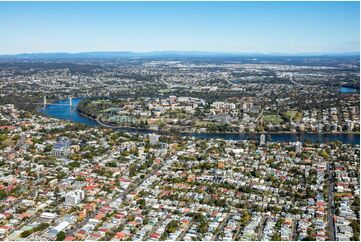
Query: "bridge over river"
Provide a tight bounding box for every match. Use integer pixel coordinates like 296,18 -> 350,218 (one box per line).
34,96 -> 74,108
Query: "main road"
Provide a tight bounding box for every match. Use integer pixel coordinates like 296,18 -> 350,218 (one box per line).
326,162 -> 336,241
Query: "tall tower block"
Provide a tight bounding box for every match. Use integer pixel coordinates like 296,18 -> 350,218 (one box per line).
43,95 -> 47,108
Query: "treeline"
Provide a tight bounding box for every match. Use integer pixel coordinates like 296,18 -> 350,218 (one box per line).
0,62 -> 101,74
77,98 -> 106,118
0,94 -> 39,112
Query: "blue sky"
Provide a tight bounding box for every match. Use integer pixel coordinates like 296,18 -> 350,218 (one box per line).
0,1 -> 359,54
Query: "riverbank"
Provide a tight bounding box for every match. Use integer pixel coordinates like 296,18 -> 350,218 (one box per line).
95,113 -> 359,136
40,98 -> 360,144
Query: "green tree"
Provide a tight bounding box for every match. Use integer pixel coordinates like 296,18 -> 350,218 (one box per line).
20,230 -> 33,238
166,220 -> 179,234
68,161 -> 80,169
137,199 -> 146,209
0,190 -> 7,199
56,231 -> 66,241
319,150 -> 329,159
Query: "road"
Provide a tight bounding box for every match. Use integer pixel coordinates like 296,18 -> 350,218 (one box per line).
291,219 -> 298,241
289,76 -> 315,88
211,213 -> 231,240
96,114 -> 116,128
255,108 -> 264,122
326,162 -> 336,241
233,222 -> 242,240
256,216 -> 266,240
177,222 -> 193,241
2,135 -> 28,216
142,217 -> 165,241
7,134 -> 26,155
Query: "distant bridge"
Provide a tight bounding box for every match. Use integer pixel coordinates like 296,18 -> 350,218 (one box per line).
34,96 -> 74,108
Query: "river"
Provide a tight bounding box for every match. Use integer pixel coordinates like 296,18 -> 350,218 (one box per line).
340,86 -> 359,94
40,98 -> 360,144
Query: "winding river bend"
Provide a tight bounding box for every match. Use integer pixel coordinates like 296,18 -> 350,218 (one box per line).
40,98 -> 360,144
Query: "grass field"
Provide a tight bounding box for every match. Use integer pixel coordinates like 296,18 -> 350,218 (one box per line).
1,137 -> 16,148
284,111 -> 302,123
159,89 -> 172,93
263,114 -> 283,125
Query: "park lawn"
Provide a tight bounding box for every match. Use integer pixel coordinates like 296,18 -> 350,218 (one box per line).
2,137 -> 15,146
293,112 -> 303,122
284,111 -> 303,123
263,114 -> 283,125
195,120 -> 214,127
91,100 -> 110,104
147,118 -> 162,125
159,89 -> 172,93
284,111 -> 297,118
263,111 -> 278,116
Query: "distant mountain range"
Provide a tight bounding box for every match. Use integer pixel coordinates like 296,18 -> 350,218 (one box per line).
0,51 -> 359,60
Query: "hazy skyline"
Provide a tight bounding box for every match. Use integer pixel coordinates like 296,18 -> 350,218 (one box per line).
0,1 -> 359,54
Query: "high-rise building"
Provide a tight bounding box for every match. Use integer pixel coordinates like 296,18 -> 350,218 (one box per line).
346,120 -> 354,132
260,134 -> 266,146
149,133 -> 160,145
169,95 -> 177,103
295,141 -> 303,153
43,95 -> 47,108
65,189 -> 85,206
242,102 -> 253,112
52,137 -> 72,157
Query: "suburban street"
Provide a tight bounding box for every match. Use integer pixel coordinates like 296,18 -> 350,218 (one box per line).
327,162 -> 336,241
65,160 -> 164,237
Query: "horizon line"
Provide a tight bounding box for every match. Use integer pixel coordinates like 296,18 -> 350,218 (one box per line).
0,50 -> 360,57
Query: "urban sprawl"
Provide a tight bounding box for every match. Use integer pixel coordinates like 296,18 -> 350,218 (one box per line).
0,55 -> 359,241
